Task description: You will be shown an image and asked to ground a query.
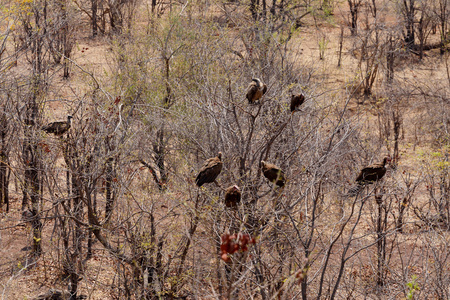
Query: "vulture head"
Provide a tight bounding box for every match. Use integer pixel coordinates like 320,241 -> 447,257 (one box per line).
252,78 -> 263,87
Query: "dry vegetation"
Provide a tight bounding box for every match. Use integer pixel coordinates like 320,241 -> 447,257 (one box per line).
0,0 -> 450,299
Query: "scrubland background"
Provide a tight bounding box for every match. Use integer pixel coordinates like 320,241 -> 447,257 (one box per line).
0,0 -> 449,298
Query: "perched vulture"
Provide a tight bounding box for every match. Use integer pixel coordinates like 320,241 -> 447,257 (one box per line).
290,94 -> 305,112
195,152 -> 223,187
41,115 -> 72,136
246,78 -> 267,104
356,157 -> 390,183
261,160 -> 286,187
348,157 -> 390,195
224,185 -> 241,208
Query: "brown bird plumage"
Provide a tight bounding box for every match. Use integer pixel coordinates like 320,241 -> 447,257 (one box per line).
41,115 -> 72,136
290,94 -> 305,112
348,157 -> 390,196
261,160 -> 286,187
356,157 -> 390,183
246,78 -> 267,104
224,185 -> 241,208
195,152 -> 223,187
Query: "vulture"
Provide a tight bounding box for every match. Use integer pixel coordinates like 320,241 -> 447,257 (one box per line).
246,78 -> 267,104
195,152 -> 223,187
224,185 -> 241,208
41,115 -> 72,136
356,157 -> 390,183
290,94 -> 305,112
348,157 -> 390,195
261,160 -> 286,187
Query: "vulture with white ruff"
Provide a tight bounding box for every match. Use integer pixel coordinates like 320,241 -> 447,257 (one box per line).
246,78 -> 267,104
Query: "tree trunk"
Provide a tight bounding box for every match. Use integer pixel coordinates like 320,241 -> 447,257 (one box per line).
105,157 -> 115,221
439,0 -> 448,55
0,114 -> 9,212
91,0 -> 98,36
348,0 -> 360,36
0,151 -> 8,212
403,0 -> 415,49
69,174 -> 83,300
337,26 -> 344,67
376,193 -> 386,287
392,109 -> 402,167
250,0 -> 258,20
61,0 -> 71,78
109,0 -> 123,34
386,35 -> 395,83
262,0 -> 267,20
270,0 -> 276,15
23,123 -> 42,256
22,1 -> 46,257
61,141 -> 84,300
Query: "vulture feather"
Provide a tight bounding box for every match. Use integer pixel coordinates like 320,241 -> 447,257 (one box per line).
356,157 -> 390,183
195,152 -> 223,187
246,78 -> 267,104
348,157 -> 390,195
224,185 -> 241,208
41,115 -> 72,136
261,161 -> 286,187
290,94 -> 305,112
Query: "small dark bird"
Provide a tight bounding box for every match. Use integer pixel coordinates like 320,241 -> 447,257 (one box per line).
290,93 -> 305,112
246,78 -> 267,104
224,185 -> 241,208
348,157 -> 390,195
261,160 -> 286,187
195,152 -> 223,187
41,115 -> 72,136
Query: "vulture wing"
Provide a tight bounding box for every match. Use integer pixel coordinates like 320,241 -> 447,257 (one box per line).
246,83 -> 259,104
290,94 -> 305,112
41,121 -> 69,135
356,162 -> 386,183
262,161 -> 286,187
349,158 -> 389,196
195,155 -> 223,187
